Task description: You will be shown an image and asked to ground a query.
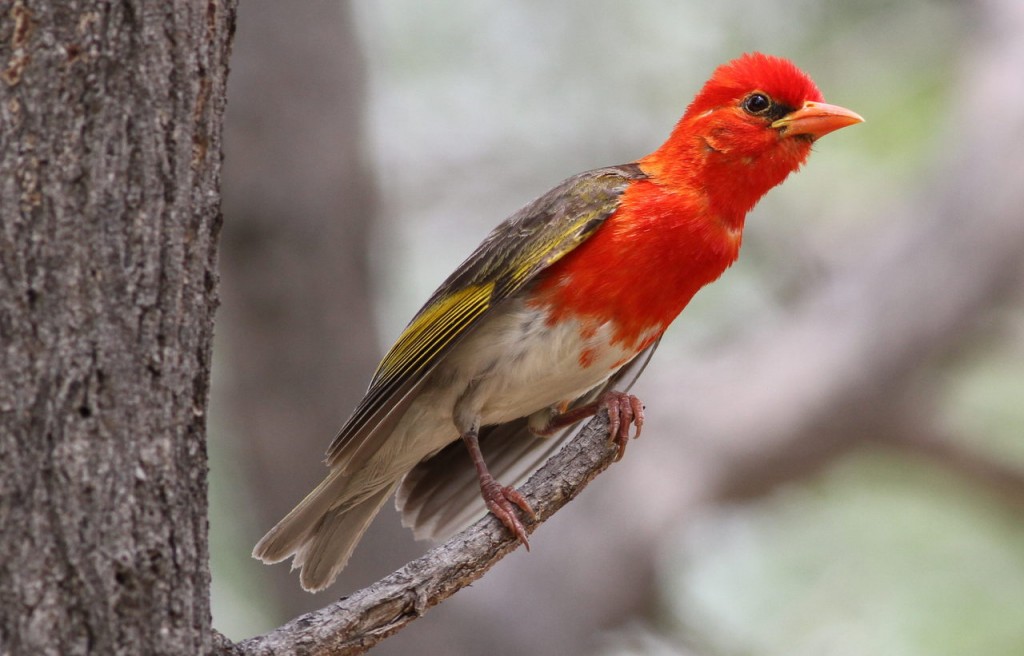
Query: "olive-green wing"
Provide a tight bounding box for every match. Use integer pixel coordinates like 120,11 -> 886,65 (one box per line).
326,164 -> 648,472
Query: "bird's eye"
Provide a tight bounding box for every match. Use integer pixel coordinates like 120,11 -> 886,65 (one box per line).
742,92 -> 772,115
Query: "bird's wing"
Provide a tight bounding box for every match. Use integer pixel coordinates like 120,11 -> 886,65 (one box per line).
326,164 -> 649,472
395,338 -> 661,540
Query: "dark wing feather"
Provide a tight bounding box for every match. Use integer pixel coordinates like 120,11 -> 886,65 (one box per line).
396,338 -> 662,540
326,164 -> 649,472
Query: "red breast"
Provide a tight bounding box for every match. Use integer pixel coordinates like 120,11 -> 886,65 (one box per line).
528,176 -> 743,357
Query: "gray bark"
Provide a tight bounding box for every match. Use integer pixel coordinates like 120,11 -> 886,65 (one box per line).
0,1 -> 236,654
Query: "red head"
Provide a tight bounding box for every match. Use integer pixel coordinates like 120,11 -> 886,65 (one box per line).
683,52 -> 823,121
641,53 -> 862,221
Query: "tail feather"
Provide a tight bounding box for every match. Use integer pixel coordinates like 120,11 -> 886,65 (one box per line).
252,469 -> 351,565
252,469 -> 397,592
294,483 -> 396,592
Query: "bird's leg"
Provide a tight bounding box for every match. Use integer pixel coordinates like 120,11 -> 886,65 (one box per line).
532,390 -> 645,461
462,427 -> 536,547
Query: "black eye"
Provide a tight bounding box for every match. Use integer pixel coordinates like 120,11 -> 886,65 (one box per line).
742,92 -> 772,115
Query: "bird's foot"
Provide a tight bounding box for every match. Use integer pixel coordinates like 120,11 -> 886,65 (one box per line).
532,390 -> 645,460
479,476 -> 536,547
601,390 -> 644,461
463,426 -> 536,546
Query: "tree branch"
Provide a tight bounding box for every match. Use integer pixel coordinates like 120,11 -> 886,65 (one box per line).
886,429 -> 1024,511
229,413 -> 619,655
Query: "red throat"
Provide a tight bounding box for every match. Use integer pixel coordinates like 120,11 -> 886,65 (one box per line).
637,52 -> 822,224
640,123 -> 814,228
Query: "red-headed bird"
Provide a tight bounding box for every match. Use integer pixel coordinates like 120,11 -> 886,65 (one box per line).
253,52 -> 863,591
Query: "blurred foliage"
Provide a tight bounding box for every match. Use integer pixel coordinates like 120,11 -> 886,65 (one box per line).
943,317 -> 1024,469
660,449 -> 1024,656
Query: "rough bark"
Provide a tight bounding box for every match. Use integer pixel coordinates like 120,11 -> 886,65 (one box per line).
0,1 -> 236,654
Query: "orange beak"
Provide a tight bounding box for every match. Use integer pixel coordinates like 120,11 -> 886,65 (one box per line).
772,101 -> 864,140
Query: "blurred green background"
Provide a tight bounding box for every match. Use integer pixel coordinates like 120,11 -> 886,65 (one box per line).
210,1 -> 1024,654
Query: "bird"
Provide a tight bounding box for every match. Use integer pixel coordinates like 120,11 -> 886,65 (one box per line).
252,52 -> 863,592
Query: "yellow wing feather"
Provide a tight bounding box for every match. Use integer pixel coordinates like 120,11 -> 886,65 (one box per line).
372,282 -> 495,387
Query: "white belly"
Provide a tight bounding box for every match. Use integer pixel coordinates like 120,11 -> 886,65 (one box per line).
436,298 -> 637,430
359,299 -> 645,487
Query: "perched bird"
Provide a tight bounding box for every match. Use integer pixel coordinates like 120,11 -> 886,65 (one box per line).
253,52 -> 863,592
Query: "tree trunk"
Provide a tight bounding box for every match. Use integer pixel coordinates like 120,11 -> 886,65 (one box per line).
0,1 -> 236,654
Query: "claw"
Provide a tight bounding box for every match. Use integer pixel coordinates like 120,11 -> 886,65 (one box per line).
530,390 -> 646,460
602,391 -> 644,461
480,478 -> 536,547
463,427 -> 536,546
